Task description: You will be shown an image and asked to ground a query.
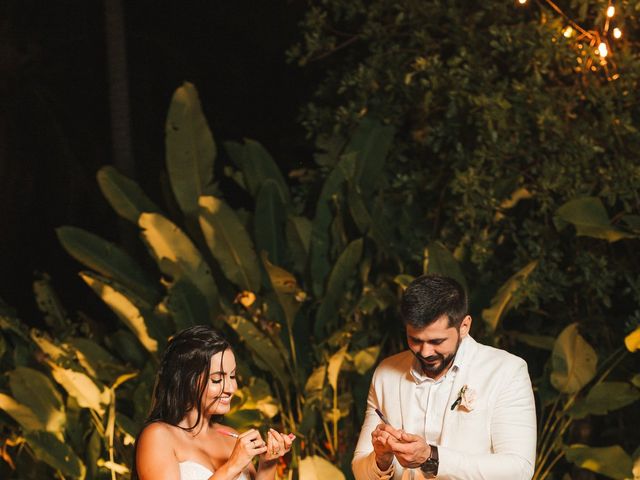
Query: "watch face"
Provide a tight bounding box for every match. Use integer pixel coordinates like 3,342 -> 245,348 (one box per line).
420,458 -> 438,473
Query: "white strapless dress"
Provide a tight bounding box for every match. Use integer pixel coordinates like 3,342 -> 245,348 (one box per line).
179,461 -> 251,480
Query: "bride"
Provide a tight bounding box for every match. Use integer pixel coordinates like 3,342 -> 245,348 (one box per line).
135,325 -> 295,480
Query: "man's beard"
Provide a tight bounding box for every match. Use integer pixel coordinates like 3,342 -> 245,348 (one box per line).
415,335 -> 461,376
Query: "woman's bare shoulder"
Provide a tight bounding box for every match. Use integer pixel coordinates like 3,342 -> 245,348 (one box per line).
138,421 -> 180,446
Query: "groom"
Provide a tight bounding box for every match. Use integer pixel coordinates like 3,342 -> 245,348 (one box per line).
352,274 -> 536,479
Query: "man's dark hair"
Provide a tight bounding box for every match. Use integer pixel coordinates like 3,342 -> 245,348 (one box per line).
400,274 -> 468,329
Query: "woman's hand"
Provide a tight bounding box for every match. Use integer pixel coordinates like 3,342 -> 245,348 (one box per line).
225,429 -> 267,476
260,428 -> 295,463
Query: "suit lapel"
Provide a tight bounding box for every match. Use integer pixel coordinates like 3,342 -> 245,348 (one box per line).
440,336 -> 479,444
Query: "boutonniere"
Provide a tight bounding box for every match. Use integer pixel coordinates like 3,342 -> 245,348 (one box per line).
450,385 -> 477,411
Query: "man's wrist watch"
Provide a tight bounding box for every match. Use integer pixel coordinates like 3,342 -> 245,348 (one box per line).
420,445 -> 439,478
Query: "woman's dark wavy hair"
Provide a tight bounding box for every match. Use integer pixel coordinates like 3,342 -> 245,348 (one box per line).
145,324 -> 231,431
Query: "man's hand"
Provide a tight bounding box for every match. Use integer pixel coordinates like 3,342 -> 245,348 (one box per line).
371,424 -> 403,470
388,431 -> 431,469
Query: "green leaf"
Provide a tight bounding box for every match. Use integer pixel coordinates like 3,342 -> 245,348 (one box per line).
25,430 -> 86,479
555,197 -> 635,242
224,139 -> 289,202
304,365 -> 327,403
199,196 -> 261,292
569,382 -> 640,419
81,271 -> 159,354
0,393 -> 46,431
347,184 -> 390,249
309,153 -> 357,296
425,241 -> 468,292
9,367 -> 66,435
162,280 -> 211,332
327,345 -> 348,392
550,323 -> 598,394
564,444 -> 632,479
165,82 -> 216,217
57,226 -> 159,305
139,212 -> 220,311
261,253 -> 302,329
394,274 -> 415,289
254,180 -> 286,266
286,215 -> 312,274
482,261 -> 537,333
299,455 -> 346,480
314,238 -> 363,338
224,408 -> 263,430
67,337 -> 130,384
97,165 -> 161,223
47,360 -> 111,416
352,345 -> 381,374
223,315 -> 288,384
345,117 -> 394,198
514,333 -> 555,350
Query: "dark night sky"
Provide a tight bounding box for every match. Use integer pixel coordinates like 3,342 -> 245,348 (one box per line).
0,1 -> 315,324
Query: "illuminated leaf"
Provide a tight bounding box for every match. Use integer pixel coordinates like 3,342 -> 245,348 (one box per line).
299,455 -> 346,480
47,361 -> 111,415
550,323 -> 597,394
564,444 -> 632,479
81,272 -> 158,354
0,393 -> 45,431
482,261 -> 537,332
261,252 -> 301,328
555,197 -> 635,242
353,345 -> 381,374
139,212 -> 219,311
8,367 -> 66,436
327,345 -> 348,392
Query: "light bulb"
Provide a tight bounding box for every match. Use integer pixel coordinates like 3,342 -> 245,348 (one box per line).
517,0 -> 527,4
607,6 -> 615,17
563,26 -> 574,38
613,27 -> 622,39
598,42 -> 608,57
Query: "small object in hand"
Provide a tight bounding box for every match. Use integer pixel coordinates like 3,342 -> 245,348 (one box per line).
374,408 -> 391,425
216,428 -> 239,438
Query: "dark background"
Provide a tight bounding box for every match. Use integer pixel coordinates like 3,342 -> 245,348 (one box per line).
0,1 -> 314,323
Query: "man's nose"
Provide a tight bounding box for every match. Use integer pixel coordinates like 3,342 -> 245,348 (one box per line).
420,344 -> 434,358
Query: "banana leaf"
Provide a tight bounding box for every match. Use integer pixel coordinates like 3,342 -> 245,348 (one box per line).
224,139 -> 290,202
80,271 -> 160,354
199,196 -> 261,292
8,367 -> 66,436
286,215 -> 312,274
97,165 -> 161,223
564,444 -> 632,479
554,197 -> 635,242
309,154 -> 357,296
0,393 -> 47,432
261,253 -> 301,329
165,82 -> 217,217
425,241 -> 467,292
25,430 -> 86,479
550,323 -> 597,394
46,360 -> 111,416
139,212 -> 220,311
254,179 -> 286,266
57,225 -> 159,305
314,238 -> 363,338
162,279 -> 212,332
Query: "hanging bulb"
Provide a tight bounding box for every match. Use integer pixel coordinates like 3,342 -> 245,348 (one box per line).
613,27 -> 622,39
563,26 -> 574,38
517,0 -> 527,4
607,6 -> 615,17
598,42 -> 608,57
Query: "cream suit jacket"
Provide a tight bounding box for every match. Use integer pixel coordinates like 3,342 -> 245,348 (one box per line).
352,335 -> 536,480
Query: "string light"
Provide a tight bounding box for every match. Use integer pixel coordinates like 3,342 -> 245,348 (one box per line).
598,42 -> 608,57
516,0 -> 625,80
